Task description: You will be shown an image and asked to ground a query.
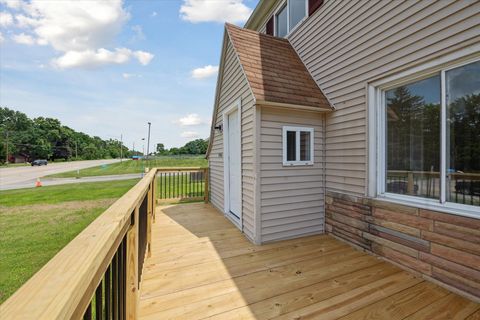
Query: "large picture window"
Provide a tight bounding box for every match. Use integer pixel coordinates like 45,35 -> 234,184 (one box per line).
283,126 -> 314,166
375,59 -> 480,214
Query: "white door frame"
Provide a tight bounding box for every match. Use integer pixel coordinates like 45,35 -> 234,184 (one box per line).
223,98 -> 242,230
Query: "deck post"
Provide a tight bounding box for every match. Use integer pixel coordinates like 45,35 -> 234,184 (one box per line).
407,171 -> 414,195
126,206 -> 139,320
147,181 -> 153,257
204,167 -> 209,203
152,171 -> 157,222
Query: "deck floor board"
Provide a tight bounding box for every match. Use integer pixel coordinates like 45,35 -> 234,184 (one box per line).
139,203 -> 480,320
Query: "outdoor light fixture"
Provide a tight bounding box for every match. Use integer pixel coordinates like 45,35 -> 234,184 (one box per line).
214,124 -> 223,133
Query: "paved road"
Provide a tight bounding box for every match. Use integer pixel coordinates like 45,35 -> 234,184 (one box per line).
0,159 -> 125,190
0,173 -> 142,190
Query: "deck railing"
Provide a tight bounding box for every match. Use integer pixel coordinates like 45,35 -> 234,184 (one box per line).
0,169 -> 158,320
387,170 -> 480,205
155,167 -> 209,204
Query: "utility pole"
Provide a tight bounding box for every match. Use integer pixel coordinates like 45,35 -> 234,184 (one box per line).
133,141 -> 135,155
120,134 -> 123,163
75,140 -> 78,160
4,131 -> 8,164
146,122 -> 151,161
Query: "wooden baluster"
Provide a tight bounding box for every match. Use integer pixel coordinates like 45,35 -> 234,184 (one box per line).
147,183 -> 152,258
95,279 -> 103,320
112,251 -> 118,320
407,171 -> 414,195
125,208 -> 138,320
105,265 -> 111,320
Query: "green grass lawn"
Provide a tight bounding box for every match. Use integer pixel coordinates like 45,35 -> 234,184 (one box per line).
47,155 -> 208,178
0,179 -> 139,303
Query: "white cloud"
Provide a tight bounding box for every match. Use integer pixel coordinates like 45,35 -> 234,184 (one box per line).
4,0 -> 154,69
0,11 -> 13,27
0,32 -> 4,43
181,131 -> 199,139
191,65 -> 218,79
131,25 -> 145,41
175,113 -> 204,126
0,0 -> 23,10
25,0 -> 130,52
12,32 -> 35,45
133,50 -> 153,65
122,73 -> 141,79
14,14 -> 38,28
52,48 -> 153,69
151,11 -> 157,17
180,0 -> 252,24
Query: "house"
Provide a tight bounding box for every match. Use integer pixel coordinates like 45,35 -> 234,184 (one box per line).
207,0 -> 480,301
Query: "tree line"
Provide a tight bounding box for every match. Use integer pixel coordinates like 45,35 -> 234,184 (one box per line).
386,88 -> 479,173
1,107 -> 209,164
0,107 -> 131,163
156,138 -> 208,156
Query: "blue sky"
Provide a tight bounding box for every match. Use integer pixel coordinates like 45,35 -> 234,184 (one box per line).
0,0 -> 258,151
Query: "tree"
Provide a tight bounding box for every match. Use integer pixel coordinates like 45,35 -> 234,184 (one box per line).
386,86 -> 440,172
0,107 -> 133,163
156,143 -> 166,155
182,139 -> 208,155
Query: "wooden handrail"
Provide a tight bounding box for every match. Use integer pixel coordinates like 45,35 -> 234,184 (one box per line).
155,166 -> 207,172
0,169 -> 158,320
387,170 -> 480,180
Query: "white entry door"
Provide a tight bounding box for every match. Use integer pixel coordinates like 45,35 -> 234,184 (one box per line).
226,109 -> 241,220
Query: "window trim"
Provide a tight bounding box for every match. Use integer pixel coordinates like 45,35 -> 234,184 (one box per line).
368,50 -> 480,219
282,126 -> 314,166
273,0 -> 308,38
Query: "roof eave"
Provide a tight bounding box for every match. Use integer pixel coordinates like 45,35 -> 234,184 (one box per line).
244,0 -> 280,30
255,100 -> 334,113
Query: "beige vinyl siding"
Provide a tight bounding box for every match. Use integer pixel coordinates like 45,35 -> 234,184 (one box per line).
260,107 -> 324,242
208,37 -> 256,241
258,23 -> 267,34
280,0 -> 480,196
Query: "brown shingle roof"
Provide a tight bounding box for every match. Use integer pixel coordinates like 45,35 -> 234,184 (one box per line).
225,23 -> 332,110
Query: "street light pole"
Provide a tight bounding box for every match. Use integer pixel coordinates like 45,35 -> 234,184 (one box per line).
146,122 -> 151,161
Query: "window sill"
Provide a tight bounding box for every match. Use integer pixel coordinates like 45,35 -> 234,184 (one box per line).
375,193 -> 480,220
282,162 -> 313,166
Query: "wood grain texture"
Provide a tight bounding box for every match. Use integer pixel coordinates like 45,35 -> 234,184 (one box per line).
0,169 -> 157,320
138,203 -> 478,319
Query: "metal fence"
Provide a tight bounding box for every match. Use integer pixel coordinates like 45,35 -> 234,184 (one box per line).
386,170 -> 480,206
156,168 -> 208,203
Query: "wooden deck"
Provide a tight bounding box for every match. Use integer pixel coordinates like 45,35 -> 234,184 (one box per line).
139,203 -> 480,320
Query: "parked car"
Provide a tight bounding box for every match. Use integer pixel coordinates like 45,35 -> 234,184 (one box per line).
31,159 -> 48,166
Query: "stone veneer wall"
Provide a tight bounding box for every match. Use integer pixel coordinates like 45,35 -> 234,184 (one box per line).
325,191 -> 480,300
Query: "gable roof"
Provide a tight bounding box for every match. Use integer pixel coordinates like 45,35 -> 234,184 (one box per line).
206,24 -> 333,158
225,23 -> 332,110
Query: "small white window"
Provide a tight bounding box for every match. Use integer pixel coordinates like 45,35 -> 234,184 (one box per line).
283,126 -> 314,166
